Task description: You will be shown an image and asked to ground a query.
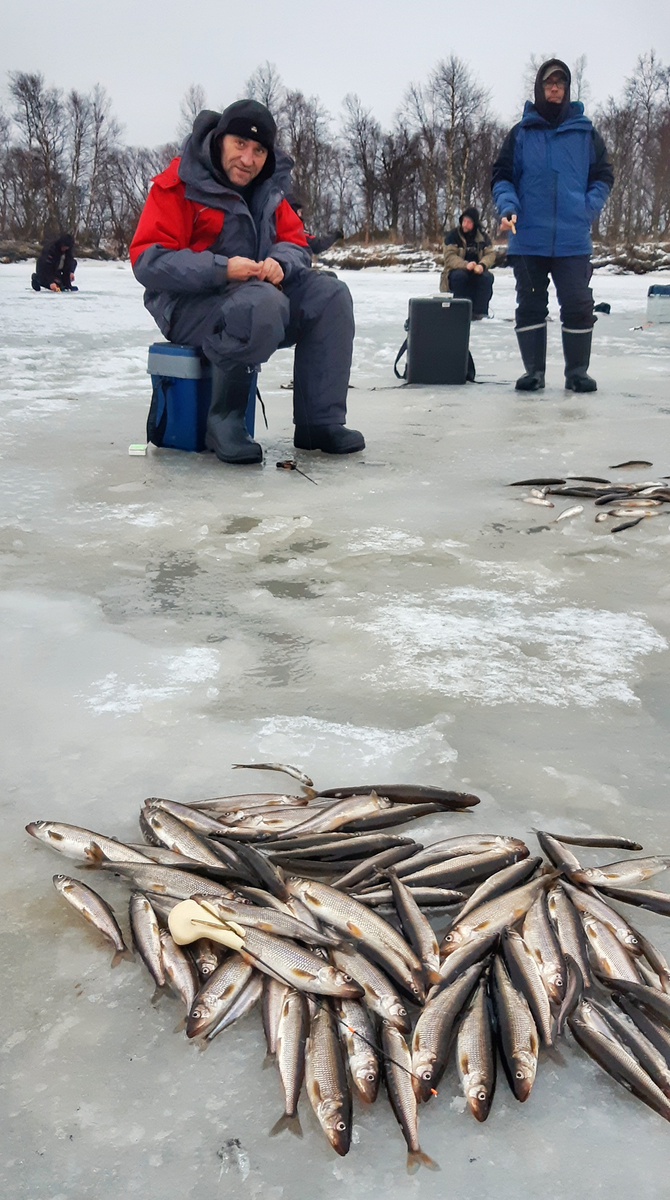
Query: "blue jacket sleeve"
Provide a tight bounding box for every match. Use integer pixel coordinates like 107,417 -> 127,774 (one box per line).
585,129 -> 614,218
491,127 -> 520,217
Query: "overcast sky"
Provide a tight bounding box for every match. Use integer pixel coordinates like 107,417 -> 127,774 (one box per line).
3,0 -> 670,145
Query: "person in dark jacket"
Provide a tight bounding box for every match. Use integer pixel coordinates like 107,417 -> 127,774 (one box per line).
286,194 -> 344,256
130,99 -> 363,464
31,234 -> 78,292
440,207 -> 496,318
491,59 -> 613,392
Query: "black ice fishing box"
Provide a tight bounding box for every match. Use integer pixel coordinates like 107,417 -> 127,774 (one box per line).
146,343 -> 256,451
395,296 -> 472,384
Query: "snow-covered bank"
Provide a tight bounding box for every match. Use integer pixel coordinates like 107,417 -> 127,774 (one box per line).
320,240 -> 670,274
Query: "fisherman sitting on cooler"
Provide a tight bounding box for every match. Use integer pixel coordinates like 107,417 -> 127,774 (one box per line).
440,207 -> 496,319
491,59 -> 613,392
130,99 -> 364,463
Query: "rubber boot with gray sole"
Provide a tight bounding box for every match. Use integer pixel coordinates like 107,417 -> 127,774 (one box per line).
205,364 -> 262,464
563,327 -> 597,392
515,324 -> 546,391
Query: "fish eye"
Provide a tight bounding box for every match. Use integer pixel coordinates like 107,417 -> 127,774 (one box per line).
342,974 -> 353,982
336,1121 -> 346,1131
366,1072 -> 375,1081
515,1070 -> 524,1080
411,984 -> 420,994
477,1091 -> 487,1101
422,1071 -> 432,1080
444,934 -> 453,942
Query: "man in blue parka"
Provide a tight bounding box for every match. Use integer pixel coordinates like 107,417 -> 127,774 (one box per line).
491,59 -> 613,392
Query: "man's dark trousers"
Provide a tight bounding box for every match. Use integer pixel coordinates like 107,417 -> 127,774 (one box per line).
509,255 -> 594,329
168,269 -> 355,427
448,268 -> 494,315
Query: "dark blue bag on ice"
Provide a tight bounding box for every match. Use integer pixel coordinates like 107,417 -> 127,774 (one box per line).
146,343 -> 256,451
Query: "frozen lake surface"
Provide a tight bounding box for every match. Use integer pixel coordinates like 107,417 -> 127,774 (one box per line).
2,260 -> 670,1199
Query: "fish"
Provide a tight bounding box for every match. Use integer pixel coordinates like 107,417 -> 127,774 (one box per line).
456,971 -> 496,1121
568,999 -> 670,1123
555,954 -> 584,1037
345,802 -> 445,830
609,460 -> 653,469
334,997 -> 380,1104
561,880 -> 642,957
523,891 -> 566,1006
382,1022 -> 438,1172
411,962 -> 484,1102
602,978 -> 670,1029
569,856 -> 670,889
262,976 -> 289,1061
547,885 -> 592,986
236,926 -> 364,998
399,847 -> 527,891
305,1003 -> 352,1156
394,834 -> 528,877
429,932 -> 500,1001
612,995 -> 670,1065
591,999 -> 670,1098
143,806 -> 235,869
455,856 -> 542,925
508,478 -> 566,486
501,929 -> 553,1046
187,954 -> 254,1039
611,517 -> 644,532
192,896 -> 340,948
142,798 -> 238,841
205,971 -> 264,1040
555,505 -> 584,521
158,928 -> 200,1012
629,924 -> 670,993
27,821 -> 151,865
490,955 -> 539,1103
595,512 -> 610,522
541,832 -> 643,851
331,945 -> 410,1031
270,834 -> 415,862
124,843 -> 223,868
565,475 -> 612,484
286,878 -> 425,994
523,496 -> 554,507
191,937 -> 224,981
97,862 -> 237,901
53,874 -> 133,967
128,891 -> 165,987
534,830 -> 583,874
384,867 -> 440,983
233,763 -> 315,788
353,887 -> 466,908
219,840 -> 289,901
270,989 -> 308,1137
440,874 -> 555,957
597,884 -> 670,917
332,844 -> 422,890
271,793 -> 394,841
315,784 -> 480,809
189,794 -> 310,812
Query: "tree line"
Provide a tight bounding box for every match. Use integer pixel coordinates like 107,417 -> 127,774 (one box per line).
1,52 -> 669,257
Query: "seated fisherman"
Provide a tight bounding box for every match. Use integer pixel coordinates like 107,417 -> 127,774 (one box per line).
130,99 -> 364,464
31,233 -> 78,292
440,207 -> 495,319
286,194 -> 344,256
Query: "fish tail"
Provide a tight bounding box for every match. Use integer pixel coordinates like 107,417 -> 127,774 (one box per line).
407,1149 -> 440,1173
150,984 -> 167,1006
111,947 -> 134,968
262,1052 -> 276,1070
424,968 -> 442,987
269,1112 -> 303,1138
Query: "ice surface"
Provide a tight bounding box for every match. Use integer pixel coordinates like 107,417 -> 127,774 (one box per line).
2,260 -> 670,1198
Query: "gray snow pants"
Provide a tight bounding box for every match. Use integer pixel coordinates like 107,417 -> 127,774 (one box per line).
168,270 -> 355,427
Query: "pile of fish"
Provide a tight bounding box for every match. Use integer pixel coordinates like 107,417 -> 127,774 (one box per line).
511,459 -> 670,532
25,764 -> 670,1169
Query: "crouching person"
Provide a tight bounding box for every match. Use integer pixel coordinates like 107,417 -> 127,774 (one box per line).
440,208 -> 495,318
130,99 -> 364,463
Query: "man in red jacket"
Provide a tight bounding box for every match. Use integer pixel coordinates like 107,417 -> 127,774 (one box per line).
131,99 -> 364,463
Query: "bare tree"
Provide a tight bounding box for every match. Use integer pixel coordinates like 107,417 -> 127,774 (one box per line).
572,55 -> 591,105
244,62 -> 285,116
342,95 -> 382,241
177,84 -> 207,142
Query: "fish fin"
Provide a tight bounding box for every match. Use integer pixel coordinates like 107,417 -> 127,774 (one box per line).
269,1112 -> 303,1138
84,843 -> 105,864
424,968 -> 442,987
262,1053 -> 276,1070
407,1149 -> 440,1173
111,947 -> 133,968
346,921 -> 363,938
173,1017 -> 187,1034
150,985 -> 167,1006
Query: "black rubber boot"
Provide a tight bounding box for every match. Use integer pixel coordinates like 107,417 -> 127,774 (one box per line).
562,327 -> 597,392
515,325 -> 546,391
205,365 -> 262,464
294,425 -> 365,454
31,273 -> 41,292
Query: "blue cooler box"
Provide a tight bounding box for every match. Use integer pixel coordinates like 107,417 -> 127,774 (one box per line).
146,343 -> 256,451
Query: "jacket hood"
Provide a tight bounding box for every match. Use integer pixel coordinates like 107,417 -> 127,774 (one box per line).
533,58 -> 572,125
178,109 -> 290,199
521,98 -> 589,131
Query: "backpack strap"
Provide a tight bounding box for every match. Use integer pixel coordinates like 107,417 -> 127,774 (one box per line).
146,377 -> 171,446
393,338 -> 408,380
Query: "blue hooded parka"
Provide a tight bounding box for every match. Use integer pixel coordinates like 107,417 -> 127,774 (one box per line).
491,62 -> 613,257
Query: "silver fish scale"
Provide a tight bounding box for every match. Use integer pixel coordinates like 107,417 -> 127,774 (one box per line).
582,917 -> 641,982
101,863 -> 235,900
196,954 -> 252,1005
307,1007 -> 349,1103
413,966 -> 481,1058
144,808 -> 226,867
495,959 -> 537,1051
288,879 -> 420,970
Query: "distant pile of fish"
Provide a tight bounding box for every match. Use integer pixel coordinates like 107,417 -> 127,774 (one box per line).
26,764 -> 670,1169
511,459 -> 670,532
